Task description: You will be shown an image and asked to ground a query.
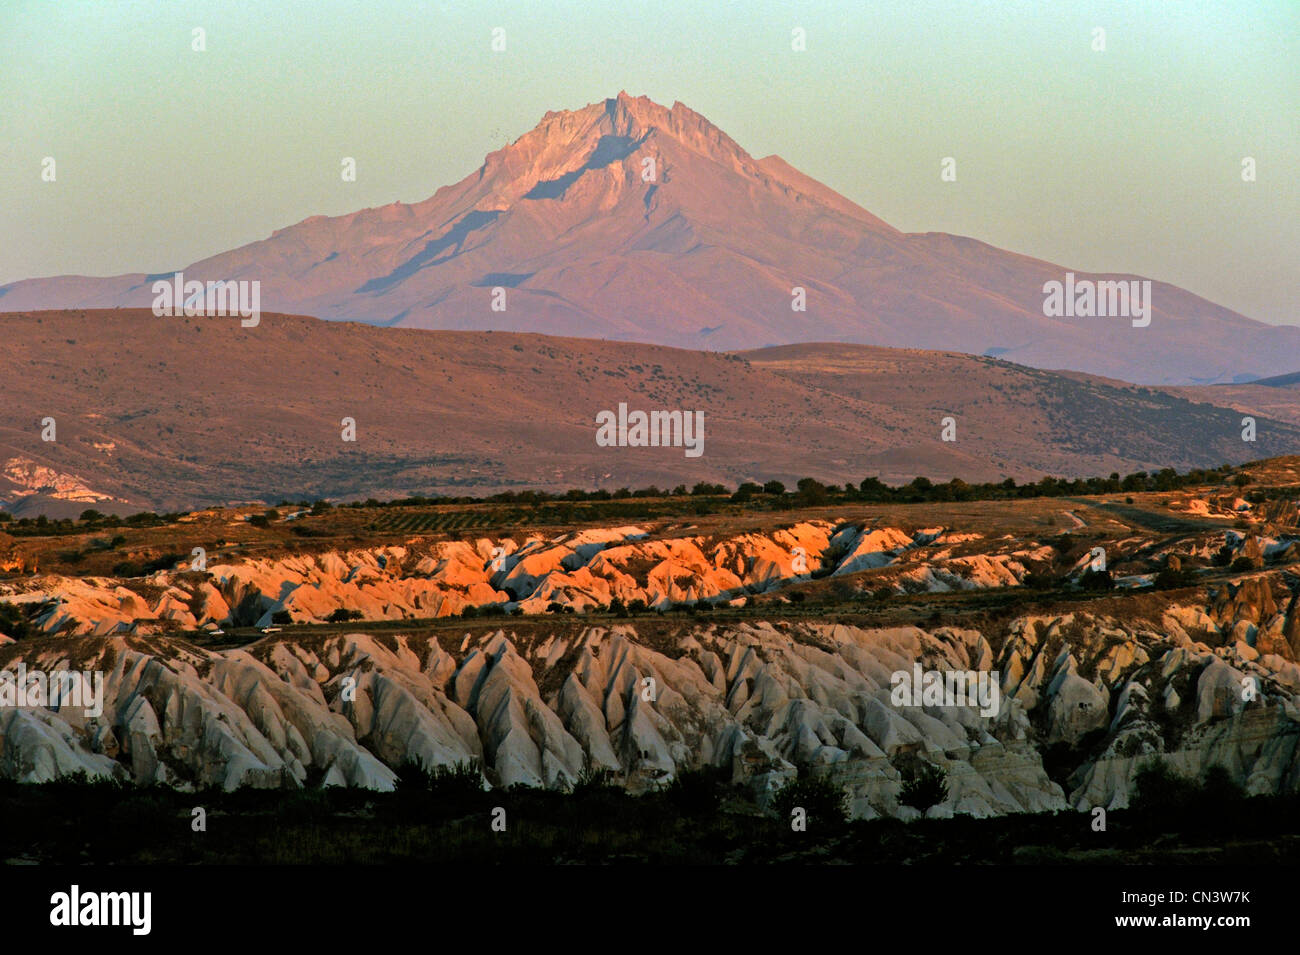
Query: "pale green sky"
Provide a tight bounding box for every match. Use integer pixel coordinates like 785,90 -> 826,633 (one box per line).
2,0 -> 1296,325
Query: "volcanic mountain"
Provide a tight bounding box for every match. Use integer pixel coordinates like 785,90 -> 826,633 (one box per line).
3,92 -> 1296,384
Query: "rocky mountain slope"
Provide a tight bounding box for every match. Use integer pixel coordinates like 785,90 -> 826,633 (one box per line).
4,93 -> 1296,385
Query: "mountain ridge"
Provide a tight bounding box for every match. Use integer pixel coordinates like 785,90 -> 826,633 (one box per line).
3,92 -> 1296,384
2,309 -> 1299,515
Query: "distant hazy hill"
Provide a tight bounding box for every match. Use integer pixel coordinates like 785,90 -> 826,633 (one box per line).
1,310 -> 1298,513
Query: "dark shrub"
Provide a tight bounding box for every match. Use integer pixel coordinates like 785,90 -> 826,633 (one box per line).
770,773 -> 849,828
665,767 -> 725,815
0,602 -> 33,640
1079,568 -> 1114,591
897,759 -> 949,812
1152,568 -> 1194,590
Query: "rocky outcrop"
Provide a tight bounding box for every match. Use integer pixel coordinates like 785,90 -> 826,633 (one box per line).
1,607 -> 1298,819
0,521 -> 1020,636
2,457 -> 118,504
0,622 -> 1057,816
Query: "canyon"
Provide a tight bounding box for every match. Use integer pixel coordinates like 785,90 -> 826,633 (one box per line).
2,468 -> 1297,822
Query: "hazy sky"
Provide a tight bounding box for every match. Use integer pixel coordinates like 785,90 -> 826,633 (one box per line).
2,0 -> 1295,325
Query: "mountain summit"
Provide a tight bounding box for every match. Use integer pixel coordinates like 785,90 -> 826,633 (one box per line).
4,92 -> 1295,384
